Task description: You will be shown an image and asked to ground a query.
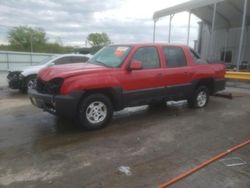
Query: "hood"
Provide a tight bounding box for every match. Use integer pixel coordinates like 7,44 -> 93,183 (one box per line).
38,63 -> 108,81
21,64 -> 47,76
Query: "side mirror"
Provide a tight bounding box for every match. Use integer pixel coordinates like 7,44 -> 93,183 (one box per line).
129,59 -> 142,71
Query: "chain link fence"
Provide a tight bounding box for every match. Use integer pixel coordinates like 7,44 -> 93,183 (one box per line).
0,51 -> 56,71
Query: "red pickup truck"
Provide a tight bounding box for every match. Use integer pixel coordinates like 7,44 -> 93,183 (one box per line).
29,44 -> 225,129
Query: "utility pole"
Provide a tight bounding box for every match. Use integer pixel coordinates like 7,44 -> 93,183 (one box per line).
30,32 -> 33,65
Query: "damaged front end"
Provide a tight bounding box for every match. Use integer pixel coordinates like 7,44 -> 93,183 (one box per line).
7,71 -> 25,89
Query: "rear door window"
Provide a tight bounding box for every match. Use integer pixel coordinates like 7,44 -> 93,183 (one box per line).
54,57 -> 72,65
164,47 -> 187,68
80,56 -> 89,62
71,56 -> 88,63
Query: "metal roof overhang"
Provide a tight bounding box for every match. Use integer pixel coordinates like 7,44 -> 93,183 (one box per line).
153,0 -> 250,29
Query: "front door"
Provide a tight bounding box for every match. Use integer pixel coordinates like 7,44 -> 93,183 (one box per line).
121,46 -> 165,105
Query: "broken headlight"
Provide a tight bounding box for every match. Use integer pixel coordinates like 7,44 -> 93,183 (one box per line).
47,78 -> 64,95
36,78 -> 64,94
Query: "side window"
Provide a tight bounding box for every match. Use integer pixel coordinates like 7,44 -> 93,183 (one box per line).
164,47 -> 187,68
132,47 -> 160,69
70,57 -> 82,63
80,56 -> 89,62
70,57 -> 88,63
54,57 -> 71,65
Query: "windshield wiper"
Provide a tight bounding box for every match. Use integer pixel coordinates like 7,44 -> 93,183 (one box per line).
94,60 -> 112,68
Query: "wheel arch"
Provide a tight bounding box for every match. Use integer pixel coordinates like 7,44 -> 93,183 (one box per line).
194,78 -> 215,95
24,74 -> 37,86
21,74 -> 37,92
78,87 -> 124,111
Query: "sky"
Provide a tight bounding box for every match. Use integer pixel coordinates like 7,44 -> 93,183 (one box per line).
0,0 -> 200,47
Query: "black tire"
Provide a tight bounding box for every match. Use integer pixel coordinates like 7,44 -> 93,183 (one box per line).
20,75 -> 36,93
77,94 -> 113,130
188,86 -> 209,108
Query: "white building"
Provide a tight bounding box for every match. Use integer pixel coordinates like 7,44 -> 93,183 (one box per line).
153,0 -> 250,70
198,23 -> 250,69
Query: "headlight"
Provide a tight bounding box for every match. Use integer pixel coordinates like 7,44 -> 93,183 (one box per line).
7,71 -> 21,79
47,78 -> 64,94
36,78 -> 63,94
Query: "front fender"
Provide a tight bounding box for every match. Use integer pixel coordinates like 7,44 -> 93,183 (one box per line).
60,73 -> 120,95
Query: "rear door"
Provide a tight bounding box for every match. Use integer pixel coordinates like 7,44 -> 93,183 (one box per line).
162,46 -> 194,100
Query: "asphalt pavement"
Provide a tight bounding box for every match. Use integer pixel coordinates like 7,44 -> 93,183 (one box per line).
0,85 -> 249,188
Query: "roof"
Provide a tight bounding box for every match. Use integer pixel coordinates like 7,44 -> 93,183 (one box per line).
111,43 -> 188,47
153,0 -> 250,29
109,42 -> 190,48
56,54 -> 90,57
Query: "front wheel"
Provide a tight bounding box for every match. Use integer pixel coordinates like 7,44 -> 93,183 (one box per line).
77,94 -> 113,130
21,75 -> 36,93
188,86 -> 209,108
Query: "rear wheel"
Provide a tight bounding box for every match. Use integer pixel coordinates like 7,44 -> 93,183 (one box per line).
77,94 -> 113,130
188,86 -> 209,108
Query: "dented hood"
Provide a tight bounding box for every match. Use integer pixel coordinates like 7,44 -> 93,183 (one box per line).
38,63 -> 108,81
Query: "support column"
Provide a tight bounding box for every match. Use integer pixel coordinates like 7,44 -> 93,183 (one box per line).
30,33 -> 33,65
210,3 -> 217,60
187,12 -> 191,46
153,20 -> 156,43
6,52 -> 9,70
168,14 -> 174,43
236,0 -> 247,71
223,29 -> 228,62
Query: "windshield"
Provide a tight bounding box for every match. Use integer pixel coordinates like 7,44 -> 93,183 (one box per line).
89,46 -> 131,67
36,55 -> 58,65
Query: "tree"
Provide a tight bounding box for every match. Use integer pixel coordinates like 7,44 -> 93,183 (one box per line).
87,32 -> 111,47
8,26 -> 47,52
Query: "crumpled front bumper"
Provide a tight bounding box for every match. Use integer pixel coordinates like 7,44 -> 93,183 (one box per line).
7,71 -> 24,89
28,89 -> 84,118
